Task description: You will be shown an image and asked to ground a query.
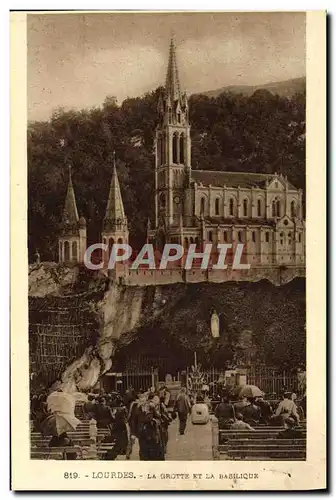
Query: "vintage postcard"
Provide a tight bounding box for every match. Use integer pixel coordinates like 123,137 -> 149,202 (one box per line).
11,10 -> 326,490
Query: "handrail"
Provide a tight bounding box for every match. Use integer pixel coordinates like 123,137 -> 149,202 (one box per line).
210,416 -> 220,460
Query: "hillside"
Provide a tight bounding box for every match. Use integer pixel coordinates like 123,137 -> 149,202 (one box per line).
29,265 -> 306,390
197,77 -> 306,99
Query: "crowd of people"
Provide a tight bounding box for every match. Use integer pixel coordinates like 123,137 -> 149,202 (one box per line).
31,384 -> 182,461
215,390 -> 306,439
81,384 -> 192,460
31,385 -> 306,460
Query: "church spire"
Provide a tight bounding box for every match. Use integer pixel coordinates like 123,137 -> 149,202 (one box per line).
104,152 -> 126,227
102,152 -> 129,263
62,165 -> 79,225
165,37 -> 181,103
59,165 -> 86,265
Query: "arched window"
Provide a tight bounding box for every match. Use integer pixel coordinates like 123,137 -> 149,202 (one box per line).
190,237 -> 194,244
252,231 -> 256,243
168,107 -> 172,123
223,231 -> 228,243
215,198 -> 220,216
291,201 -> 296,218
177,112 -> 181,123
200,197 -> 205,215
276,200 -> 281,217
116,238 -> 123,257
280,232 -> 284,245
179,134 -> 184,164
229,198 -> 234,216
243,199 -> 248,217
59,241 -> 63,260
64,241 -> 70,262
208,231 -> 213,242
265,232 -> 270,243
184,237 -> 189,248
109,237 -> 114,256
72,241 -> 78,262
257,199 -> 262,217
195,237 -> 200,248
172,133 -> 178,163
238,231 -> 243,243
272,200 -> 277,217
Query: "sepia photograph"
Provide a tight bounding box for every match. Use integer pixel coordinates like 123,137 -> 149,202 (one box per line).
10,9 -> 326,491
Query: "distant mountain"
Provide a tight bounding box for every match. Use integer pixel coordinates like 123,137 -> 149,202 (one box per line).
197,77 -> 306,99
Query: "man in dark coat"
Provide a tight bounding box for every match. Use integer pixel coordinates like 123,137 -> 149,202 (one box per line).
174,387 -> 191,435
138,397 -> 164,460
255,396 -> 273,424
103,404 -> 131,460
243,398 -> 262,425
129,392 -> 164,460
159,397 -> 172,454
96,397 -> 114,433
215,396 -> 235,429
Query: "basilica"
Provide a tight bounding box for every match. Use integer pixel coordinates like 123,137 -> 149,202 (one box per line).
58,39 -> 305,271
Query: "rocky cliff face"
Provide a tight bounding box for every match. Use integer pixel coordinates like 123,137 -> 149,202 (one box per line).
29,264 -> 306,393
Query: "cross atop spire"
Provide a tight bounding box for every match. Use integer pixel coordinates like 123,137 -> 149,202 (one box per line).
62,164 -> 79,225
165,37 -> 181,103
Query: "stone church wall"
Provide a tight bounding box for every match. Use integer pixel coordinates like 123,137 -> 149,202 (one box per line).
120,265 -> 305,287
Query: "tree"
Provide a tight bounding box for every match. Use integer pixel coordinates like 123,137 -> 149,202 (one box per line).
28,87 -> 305,261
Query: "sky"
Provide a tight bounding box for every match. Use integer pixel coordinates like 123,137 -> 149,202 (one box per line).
27,12 -> 306,122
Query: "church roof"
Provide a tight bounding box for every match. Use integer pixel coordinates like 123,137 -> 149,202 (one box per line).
62,166 -> 79,226
191,170 -> 296,190
104,163 -> 126,222
165,38 -> 181,103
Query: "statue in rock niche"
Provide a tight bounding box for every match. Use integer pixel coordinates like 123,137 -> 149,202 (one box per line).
210,308 -> 220,338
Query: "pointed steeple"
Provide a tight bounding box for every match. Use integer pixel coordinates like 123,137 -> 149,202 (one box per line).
104,152 -> 127,228
62,165 -> 79,225
165,37 -> 181,103
59,165 -> 87,265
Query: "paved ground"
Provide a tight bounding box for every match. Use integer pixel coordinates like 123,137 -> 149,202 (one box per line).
128,416 -> 213,461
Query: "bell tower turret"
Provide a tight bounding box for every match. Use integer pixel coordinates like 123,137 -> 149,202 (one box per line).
155,38 -> 191,231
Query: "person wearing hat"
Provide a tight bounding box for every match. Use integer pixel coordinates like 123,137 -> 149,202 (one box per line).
275,391 -> 300,425
276,417 -> 303,439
